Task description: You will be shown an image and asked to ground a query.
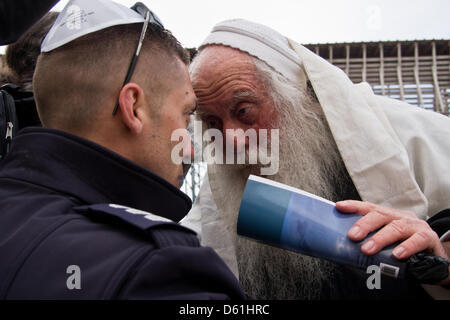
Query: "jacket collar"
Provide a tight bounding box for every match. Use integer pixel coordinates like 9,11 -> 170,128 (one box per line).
0,127 -> 192,222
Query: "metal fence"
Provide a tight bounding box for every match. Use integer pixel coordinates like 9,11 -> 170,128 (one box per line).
182,40 -> 450,200
181,162 -> 206,202
304,40 -> 450,115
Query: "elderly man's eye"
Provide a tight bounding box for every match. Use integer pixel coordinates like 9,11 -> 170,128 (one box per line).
235,104 -> 256,124
205,116 -> 221,129
237,107 -> 249,115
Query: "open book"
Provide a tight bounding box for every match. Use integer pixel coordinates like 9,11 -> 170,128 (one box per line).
237,175 -> 405,278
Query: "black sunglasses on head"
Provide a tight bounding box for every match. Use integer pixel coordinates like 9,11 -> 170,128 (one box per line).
112,2 -> 164,115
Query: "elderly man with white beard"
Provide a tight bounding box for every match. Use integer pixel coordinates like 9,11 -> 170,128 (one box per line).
181,19 -> 450,299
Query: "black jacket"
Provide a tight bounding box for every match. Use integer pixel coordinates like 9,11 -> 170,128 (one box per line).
0,127 -> 245,299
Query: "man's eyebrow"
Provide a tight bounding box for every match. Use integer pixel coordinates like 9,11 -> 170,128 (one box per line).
195,107 -> 209,117
229,91 -> 258,114
195,91 -> 258,117
231,91 -> 257,104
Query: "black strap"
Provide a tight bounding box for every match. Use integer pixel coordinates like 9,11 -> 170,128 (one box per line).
427,208 -> 450,238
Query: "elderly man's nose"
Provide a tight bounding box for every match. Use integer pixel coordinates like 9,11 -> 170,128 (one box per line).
224,123 -> 248,150
222,120 -> 243,133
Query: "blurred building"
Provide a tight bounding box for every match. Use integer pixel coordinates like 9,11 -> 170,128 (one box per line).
304,40 -> 450,115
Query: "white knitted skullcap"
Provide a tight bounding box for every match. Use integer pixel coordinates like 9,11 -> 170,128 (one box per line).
41,0 -> 145,52
200,19 -> 306,85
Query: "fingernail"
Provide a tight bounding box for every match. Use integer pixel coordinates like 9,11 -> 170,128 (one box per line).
362,240 -> 376,253
393,247 -> 405,259
348,226 -> 361,238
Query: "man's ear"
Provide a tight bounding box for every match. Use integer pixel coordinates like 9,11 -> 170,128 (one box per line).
117,83 -> 145,134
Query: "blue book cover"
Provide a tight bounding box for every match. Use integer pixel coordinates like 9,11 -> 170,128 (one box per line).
237,175 -> 406,278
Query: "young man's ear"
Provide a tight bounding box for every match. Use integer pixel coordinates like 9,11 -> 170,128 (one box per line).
117,83 -> 145,134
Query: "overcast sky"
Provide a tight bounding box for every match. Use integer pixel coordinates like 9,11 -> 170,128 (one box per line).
1,0 -> 450,53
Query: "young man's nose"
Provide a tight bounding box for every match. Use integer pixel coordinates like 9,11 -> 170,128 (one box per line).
182,139 -> 194,178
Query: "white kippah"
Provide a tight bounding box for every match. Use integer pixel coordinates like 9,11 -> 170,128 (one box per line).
200,19 -> 306,85
41,0 -> 145,52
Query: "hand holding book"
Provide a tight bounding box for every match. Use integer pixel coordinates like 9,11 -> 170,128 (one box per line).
336,200 -> 450,286
237,175 -> 449,284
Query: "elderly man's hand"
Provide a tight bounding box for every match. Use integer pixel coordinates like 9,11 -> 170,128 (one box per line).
336,200 -> 448,261
337,200 -> 450,285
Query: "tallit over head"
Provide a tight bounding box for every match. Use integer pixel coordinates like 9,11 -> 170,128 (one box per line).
200,19 -> 307,88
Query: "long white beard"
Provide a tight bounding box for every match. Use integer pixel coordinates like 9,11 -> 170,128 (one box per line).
208,90 -> 360,299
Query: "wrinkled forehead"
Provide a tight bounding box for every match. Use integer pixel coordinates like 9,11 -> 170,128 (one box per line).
190,45 -> 256,83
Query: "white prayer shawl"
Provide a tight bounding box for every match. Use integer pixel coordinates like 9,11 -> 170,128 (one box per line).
181,20 -> 450,298
290,41 -> 450,219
